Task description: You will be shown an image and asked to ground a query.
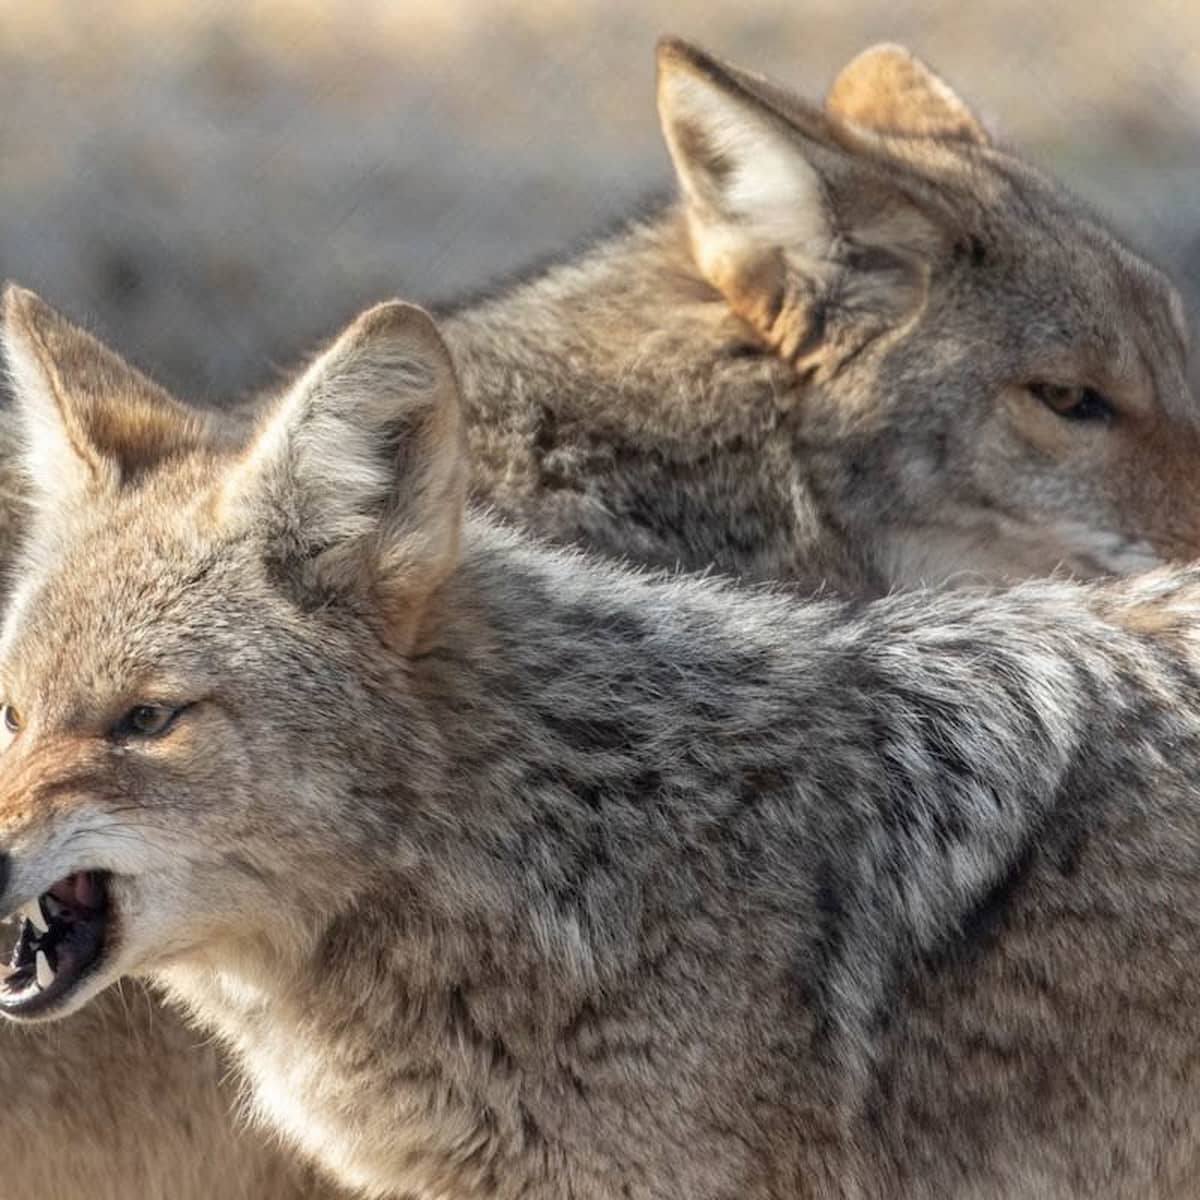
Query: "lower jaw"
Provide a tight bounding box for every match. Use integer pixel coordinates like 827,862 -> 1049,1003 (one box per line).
0,943 -> 108,1020
0,876 -> 112,1020
0,977 -> 96,1021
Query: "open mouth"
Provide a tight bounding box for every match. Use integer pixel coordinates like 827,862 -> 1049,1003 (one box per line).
0,871 -> 111,1018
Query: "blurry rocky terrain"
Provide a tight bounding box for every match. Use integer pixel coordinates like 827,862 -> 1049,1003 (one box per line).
0,0 -> 1197,401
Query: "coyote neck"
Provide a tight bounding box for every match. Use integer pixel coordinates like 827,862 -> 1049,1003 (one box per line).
444,210 -> 883,594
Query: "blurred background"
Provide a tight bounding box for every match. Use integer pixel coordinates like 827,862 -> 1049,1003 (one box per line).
0,0 -> 1197,402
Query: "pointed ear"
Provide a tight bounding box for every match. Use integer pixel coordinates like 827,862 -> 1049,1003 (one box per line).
825,44 -> 989,145
2,285 -> 205,509
224,301 -> 465,650
657,39 -> 950,369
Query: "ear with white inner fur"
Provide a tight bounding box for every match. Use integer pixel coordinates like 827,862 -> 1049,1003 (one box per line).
225,301 -> 465,650
2,285 -> 205,510
656,39 -> 949,369
825,43 -> 990,144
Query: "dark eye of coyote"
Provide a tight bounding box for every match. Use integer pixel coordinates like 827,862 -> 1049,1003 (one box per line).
111,704 -> 183,740
2,705 -> 20,734
1028,382 -> 1115,424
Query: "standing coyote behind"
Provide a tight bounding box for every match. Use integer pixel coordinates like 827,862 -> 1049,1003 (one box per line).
0,36 -> 1197,1200
5,289 -> 1200,1199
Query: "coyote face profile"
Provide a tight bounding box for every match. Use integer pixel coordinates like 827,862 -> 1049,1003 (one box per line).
6,290 -> 1200,1199
454,40 -> 1196,591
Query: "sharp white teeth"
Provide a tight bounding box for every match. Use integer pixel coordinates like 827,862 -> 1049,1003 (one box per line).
35,950 -> 54,990
21,898 -> 48,935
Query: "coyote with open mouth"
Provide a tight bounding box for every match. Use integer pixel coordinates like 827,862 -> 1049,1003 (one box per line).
6,289 -> 1200,1198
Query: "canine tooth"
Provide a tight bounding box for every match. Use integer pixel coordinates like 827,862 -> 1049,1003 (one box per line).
35,950 -> 53,990
22,898 -> 48,935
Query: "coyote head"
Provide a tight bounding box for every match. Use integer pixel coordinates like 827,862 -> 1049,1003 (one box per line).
0,289 -> 462,1020
656,40 -> 1197,585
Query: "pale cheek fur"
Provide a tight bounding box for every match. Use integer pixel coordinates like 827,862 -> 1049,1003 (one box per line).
1051,521 -> 1164,576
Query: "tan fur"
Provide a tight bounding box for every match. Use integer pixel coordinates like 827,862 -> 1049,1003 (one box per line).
5,289 -> 209,496
824,43 -> 991,144
0,987 -> 326,1200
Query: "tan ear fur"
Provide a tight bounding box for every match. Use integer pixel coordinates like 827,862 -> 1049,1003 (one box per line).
825,44 -> 989,145
226,301 -> 466,651
656,39 -> 943,371
2,285 -> 205,507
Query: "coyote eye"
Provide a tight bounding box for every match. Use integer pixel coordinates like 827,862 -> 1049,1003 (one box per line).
1028,382 -> 1114,423
112,704 -> 181,740
0,704 -> 21,752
